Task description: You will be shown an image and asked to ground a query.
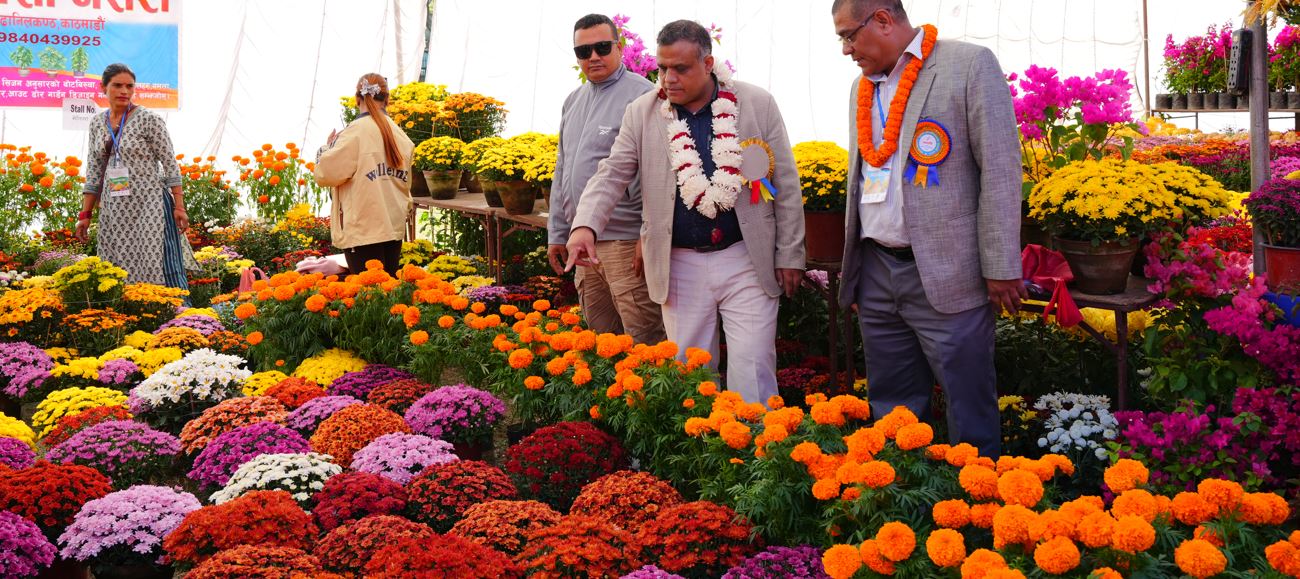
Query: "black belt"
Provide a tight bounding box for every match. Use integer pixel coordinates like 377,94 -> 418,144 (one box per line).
677,240 -> 740,253
868,238 -> 914,261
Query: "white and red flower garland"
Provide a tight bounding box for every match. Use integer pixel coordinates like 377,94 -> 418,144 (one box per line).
659,61 -> 743,219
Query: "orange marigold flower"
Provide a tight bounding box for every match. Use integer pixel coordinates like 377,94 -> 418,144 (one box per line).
719,421 -> 753,450
1175,538 -> 1228,578
682,398 -> 696,409
944,443 -> 980,467
438,315 -> 455,329
545,357 -> 568,376
960,548 -> 1008,579
524,376 -> 545,390
820,544 -> 862,579
684,347 -> 711,370
402,306 -> 421,328
809,399 -> 846,427
508,348 -> 534,369
1028,510 -> 1074,543
450,296 -> 469,310
925,443 -> 951,460
970,503 -> 1000,529
589,405 -> 601,420
1239,492 -> 1289,526
273,285 -> 295,301
245,331 -> 264,346
812,478 -> 841,501
933,499 -> 971,529
1092,567 -> 1124,579
992,504 -> 1036,549
996,468 -> 1044,508
875,521 -> 916,562
1075,511 -> 1115,549
959,464 -> 999,501
860,460 -> 895,489
858,539 -> 896,575
1112,489 -> 1160,522
1197,479 -> 1244,514
1194,525 -> 1226,548
573,368 -> 592,385
234,303 -> 257,319
304,294 -> 327,313
926,528 -> 966,568
790,442 -> 822,465
1266,540 -> 1300,576
1111,514 -> 1156,553
409,331 -> 429,345
766,395 -> 784,410
840,487 -> 861,501
1103,458 -> 1150,493
622,374 -> 644,392
844,426 -> 886,462
389,303 -> 408,315
1033,536 -> 1080,575
532,299 -> 550,312
895,422 -> 933,451
470,301 -> 486,314
874,405 -> 918,438
697,381 -> 718,397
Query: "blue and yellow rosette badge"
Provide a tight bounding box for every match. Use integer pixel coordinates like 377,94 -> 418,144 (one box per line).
739,138 -> 778,203
905,119 -> 951,187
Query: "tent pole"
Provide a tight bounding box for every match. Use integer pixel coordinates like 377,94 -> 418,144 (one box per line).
1142,0 -> 1151,116
1249,0 -> 1269,275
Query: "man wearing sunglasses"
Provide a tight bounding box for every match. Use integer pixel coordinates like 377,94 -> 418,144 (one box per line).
832,0 -> 1024,458
548,13 -> 665,345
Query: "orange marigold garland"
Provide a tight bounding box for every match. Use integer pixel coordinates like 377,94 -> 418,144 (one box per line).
857,24 -> 938,167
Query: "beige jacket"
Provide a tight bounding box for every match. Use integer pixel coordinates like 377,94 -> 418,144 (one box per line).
314,114 -> 416,249
571,80 -> 806,304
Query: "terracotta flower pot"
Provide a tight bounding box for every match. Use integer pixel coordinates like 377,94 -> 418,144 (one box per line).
423,169 -> 461,200
803,210 -> 846,263
461,170 -> 483,193
1263,243 -> 1300,294
1053,236 -> 1139,295
409,166 -> 430,198
495,180 -> 536,215
481,178 -> 503,207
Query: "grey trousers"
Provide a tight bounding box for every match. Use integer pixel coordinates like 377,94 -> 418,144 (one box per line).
855,241 -> 1001,458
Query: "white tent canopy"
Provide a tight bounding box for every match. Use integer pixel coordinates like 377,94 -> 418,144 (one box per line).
0,0 -> 1273,161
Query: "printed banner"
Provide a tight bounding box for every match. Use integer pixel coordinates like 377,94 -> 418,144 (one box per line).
0,0 -> 180,109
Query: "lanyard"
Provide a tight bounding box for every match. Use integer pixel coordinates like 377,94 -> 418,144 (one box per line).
106,105 -> 134,160
873,81 -> 887,131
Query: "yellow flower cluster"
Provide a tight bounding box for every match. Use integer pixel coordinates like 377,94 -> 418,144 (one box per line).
193,246 -> 255,275
49,356 -> 104,381
413,136 -> 466,172
1028,159 -> 1232,242
134,347 -> 183,377
792,141 -> 849,211
31,386 -> 128,437
177,308 -> 220,320
428,254 -> 477,281
123,331 -> 154,349
21,275 -> 53,289
477,136 -> 551,182
452,275 -> 495,295
243,370 -> 289,396
98,346 -> 144,364
291,348 -> 367,387
516,133 -> 559,186
0,412 -> 37,449
43,347 -> 76,362
50,256 -> 128,295
390,82 -> 450,104
0,287 -> 62,326
461,137 -> 504,172
400,240 -> 436,268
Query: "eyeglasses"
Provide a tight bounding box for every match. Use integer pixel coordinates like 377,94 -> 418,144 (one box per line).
574,41 -> 614,60
837,16 -> 873,46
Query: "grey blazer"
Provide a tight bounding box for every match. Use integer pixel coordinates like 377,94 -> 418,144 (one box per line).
838,39 -> 1023,314
572,80 -> 806,304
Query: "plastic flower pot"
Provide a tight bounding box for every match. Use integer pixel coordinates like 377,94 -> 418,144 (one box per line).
1265,290 -> 1300,328
1154,94 -> 1172,109
1272,91 -> 1288,109
1290,91 -> 1300,110
1203,93 -> 1219,109
1264,243 -> 1300,294
1171,94 -> 1187,109
1218,92 -> 1237,109
1188,92 -> 1204,110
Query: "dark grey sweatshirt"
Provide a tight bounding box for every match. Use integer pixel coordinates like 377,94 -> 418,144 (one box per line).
548,65 -> 654,245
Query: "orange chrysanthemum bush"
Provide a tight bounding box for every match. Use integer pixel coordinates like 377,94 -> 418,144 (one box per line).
514,515 -> 641,578
162,490 -> 318,569
365,377 -> 436,414
263,377 -> 326,409
405,460 -> 518,532
569,470 -> 684,535
308,403 -> 409,465
448,499 -> 562,557
178,395 -> 289,454
364,534 -> 523,579
185,545 -> 334,579
313,514 -> 436,576
633,501 -> 761,578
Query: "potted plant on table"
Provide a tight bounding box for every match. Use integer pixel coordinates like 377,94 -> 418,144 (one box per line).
477,138 -> 538,215
1029,159 -> 1187,294
792,141 -> 849,262
520,134 -> 558,207
413,136 -> 465,200
461,137 -> 504,202
1245,176 -> 1300,297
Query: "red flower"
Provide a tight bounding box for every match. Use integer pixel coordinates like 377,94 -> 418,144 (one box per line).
503,421 -> 629,511
405,460 -> 517,533
635,501 -> 762,577
0,461 -> 112,539
516,515 -> 640,577
315,515 -> 435,576
365,534 -> 521,578
163,490 -> 318,568
312,472 -> 408,532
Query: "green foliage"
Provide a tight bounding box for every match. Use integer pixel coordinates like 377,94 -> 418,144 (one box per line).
69,47 -> 89,73
993,316 -> 1142,401
37,46 -> 64,72
1140,310 -> 1268,410
9,45 -> 32,69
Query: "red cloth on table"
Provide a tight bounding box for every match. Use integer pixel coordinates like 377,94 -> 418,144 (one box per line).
1021,244 -> 1082,327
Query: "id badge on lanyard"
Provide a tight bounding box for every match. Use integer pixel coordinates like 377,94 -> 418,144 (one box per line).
861,85 -> 890,204
105,107 -> 133,198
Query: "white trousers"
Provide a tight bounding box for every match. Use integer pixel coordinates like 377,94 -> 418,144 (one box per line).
662,241 -> 779,404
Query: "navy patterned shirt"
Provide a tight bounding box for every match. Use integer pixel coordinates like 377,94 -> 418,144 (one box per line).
671,82 -> 743,249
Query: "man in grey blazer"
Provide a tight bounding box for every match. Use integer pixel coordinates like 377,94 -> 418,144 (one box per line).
566,20 -> 805,404
832,0 -> 1026,458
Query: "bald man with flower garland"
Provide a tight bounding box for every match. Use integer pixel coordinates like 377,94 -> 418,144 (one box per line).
832,0 -> 1025,458
566,20 -> 805,405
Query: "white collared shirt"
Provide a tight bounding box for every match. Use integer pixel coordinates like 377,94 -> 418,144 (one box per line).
858,28 -> 925,247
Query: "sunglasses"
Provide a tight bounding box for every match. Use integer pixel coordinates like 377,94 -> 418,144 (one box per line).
574,41 -> 614,60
